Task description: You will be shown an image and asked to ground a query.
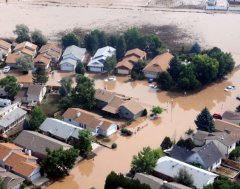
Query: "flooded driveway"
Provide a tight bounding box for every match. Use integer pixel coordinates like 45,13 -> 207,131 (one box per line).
47,66 -> 240,189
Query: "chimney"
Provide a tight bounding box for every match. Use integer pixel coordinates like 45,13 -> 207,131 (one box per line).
28,150 -> 32,156
76,112 -> 81,118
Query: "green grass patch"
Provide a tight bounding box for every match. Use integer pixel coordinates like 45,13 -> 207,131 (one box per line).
40,93 -> 61,117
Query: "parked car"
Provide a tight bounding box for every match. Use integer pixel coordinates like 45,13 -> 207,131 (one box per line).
148,78 -> 154,83
224,85 -> 236,92
212,113 -> 222,120
3,66 -> 10,73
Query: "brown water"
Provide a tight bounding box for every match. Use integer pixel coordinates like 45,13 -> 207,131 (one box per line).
47,67 -> 240,189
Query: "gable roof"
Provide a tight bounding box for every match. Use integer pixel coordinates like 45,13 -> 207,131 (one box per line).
0,167 -> 24,189
222,111 -> 240,121
39,43 -> 62,58
115,59 -> 134,70
125,48 -> 147,58
39,118 -> 84,140
191,141 -> 222,169
5,52 -> 23,64
193,130 -> 210,142
214,119 -> 240,141
4,152 -> 39,178
154,156 -> 218,189
62,45 -> 86,60
120,99 -> 144,115
205,132 -> 236,146
92,46 -> 116,59
0,143 -> 22,160
143,52 -> 173,73
169,145 -> 194,162
14,42 -> 38,52
0,40 -> 11,55
33,53 -> 51,66
134,173 -> 164,189
95,89 -> 116,103
27,84 -> 45,96
102,96 -> 124,114
60,58 -> 77,66
14,130 -> 72,157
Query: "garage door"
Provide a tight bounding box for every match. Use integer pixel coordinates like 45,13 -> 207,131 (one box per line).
61,63 -> 74,71
117,69 -> 129,75
144,73 -> 157,79
89,67 -> 102,72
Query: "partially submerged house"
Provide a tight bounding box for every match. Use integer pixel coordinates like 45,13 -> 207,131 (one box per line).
0,40 -> 11,57
0,143 -> 41,181
21,84 -> 46,104
154,156 -> 218,189
115,48 -> 147,75
14,130 -> 72,159
0,103 -> 27,138
87,46 -> 116,72
60,45 -> 86,71
62,108 -> 118,137
143,52 -> 174,79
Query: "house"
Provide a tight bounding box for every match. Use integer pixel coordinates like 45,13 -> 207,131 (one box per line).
0,167 -> 24,189
119,99 -> 145,120
214,119 -> 240,142
87,46 -> 116,72
0,143 -> 41,181
39,118 -> 85,142
95,88 -> 116,109
134,173 -> 192,189
13,41 -> 38,58
14,130 -> 72,159
22,84 -> 46,104
115,48 -> 147,75
205,132 -> 236,157
0,40 -> 11,56
102,96 -> 124,115
62,108 -> 118,137
5,52 -> 25,68
154,156 -> 218,189
169,145 -> 194,162
33,53 -> 52,69
143,52 -> 174,79
187,142 -> 222,171
60,45 -> 86,71
0,103 -> 27,138
222,110 -> 240,125
193,130 -> 210,146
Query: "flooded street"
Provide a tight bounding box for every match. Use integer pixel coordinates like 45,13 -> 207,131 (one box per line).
47,66 -> 240,189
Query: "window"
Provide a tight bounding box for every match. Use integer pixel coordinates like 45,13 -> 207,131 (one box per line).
69,119 -> 71,122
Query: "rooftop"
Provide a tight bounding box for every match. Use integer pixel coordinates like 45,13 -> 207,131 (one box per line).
95,88 -> 116,103
26,84 -> 45,96
169,145 -> 194,162
125,48 -> 147,58
222,110 -> 240,120
0,167 -> 24,189
120,99 -> 144,114
62,45 -> 86,60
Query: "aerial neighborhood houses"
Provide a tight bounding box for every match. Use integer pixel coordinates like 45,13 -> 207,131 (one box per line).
115,48 -> 147,75
87,46 -> 116,72
60,45 -> 86,71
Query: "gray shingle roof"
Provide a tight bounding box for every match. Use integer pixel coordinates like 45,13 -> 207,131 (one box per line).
169,145 -> 194,162
222,111 -> 240,120
193,141 -> 222,169
193,130 -> 210,141
27,84 -> 44,96
62,45 -> 86,60
205,132 -> 236,146
39,118 -> 83,140
14,130 -> 72,157
0,167 -> 24,189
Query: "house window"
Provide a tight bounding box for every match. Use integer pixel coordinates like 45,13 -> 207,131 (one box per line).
69,119 -> 71,122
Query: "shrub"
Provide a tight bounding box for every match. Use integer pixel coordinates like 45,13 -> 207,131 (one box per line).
111,143 -> 117,149
142,109 -> 148,116
121,128 -> 133,136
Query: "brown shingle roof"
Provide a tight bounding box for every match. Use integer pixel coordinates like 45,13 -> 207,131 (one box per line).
14,42 -> 38,52
27,84 -> 44,96
121,99 -> 144,115
34,53 -> 51,66
125,48 -> 147,59
0,143 -> 22,159
143,52 -> 173,73
39,43 -> 62,60
102,96 -> 124,114
4,152 -> 39,177
5,52 -> 23,64
95,89 -> 116,103
115,59 -> 134,70
0,40 -> 11,55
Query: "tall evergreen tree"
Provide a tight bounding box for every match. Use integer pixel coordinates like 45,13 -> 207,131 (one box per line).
116,36 -> 126,60
195,107 -> 215,132
167,56 -> 181,82
29,106 -> 46,131
160,136 -> 173,150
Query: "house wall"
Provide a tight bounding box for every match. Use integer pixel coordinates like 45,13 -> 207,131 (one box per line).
60,63 -> 75,71
88,66 -> 103,73
98,124 -> 117,136
95,100 -> 108,109
117,68 -> 130,75
206,139 -> 236,157
143,71 -> 158,79
119,106 -> 134,120
26,87 -> 46,103
27,167 -> 41,181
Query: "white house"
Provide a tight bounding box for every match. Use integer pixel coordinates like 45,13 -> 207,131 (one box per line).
62,108 -> 118,137
205,132 -> 236,157
87,46 -> 116,72
154,156 -> 218,189
60,45 -> 86,71
22,84 -> 46,104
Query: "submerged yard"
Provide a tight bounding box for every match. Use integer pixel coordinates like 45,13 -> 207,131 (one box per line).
40,93 -> 62,117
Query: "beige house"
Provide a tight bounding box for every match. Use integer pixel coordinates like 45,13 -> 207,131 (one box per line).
22,84 -> 46,104
143,52 -> 174,79
0,40 -> 11,57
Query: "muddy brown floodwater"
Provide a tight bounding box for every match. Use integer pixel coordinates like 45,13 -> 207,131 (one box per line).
47,66 -> 240,189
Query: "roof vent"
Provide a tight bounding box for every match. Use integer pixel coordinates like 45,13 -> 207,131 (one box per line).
76,112 -> 81,117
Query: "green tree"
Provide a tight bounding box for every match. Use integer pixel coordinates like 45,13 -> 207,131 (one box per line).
189,42 -> 201,54
160,136 -> 173,150
156,71 -> 173,90
203,176 -> 240,189
195,107 -> 215,132
131,147 -> 163,174
16,55 -> 33,74
61,33 -> 80,48
131,60 -> 145,80
75,61 -> 85,75
0,76 -> 20,100
174,168 -> 194,187
84,33 -> 98,54
124,28 -> 145,50
116,36 -> 126,60
192,54 -> 219,85
207,47 -> 235,79
31,29 -> 47,47
104,171 -> 151,189
40,148 -> 79,178
59,77 -> 73,97
29,106 -> 46,131
104,56 -> 117,74
176,138 -> 195,150
229,146 -> 240,161
13,24 -> 30,43
167,56 -> 181,82
59,96 -> 73,109
108,35 -> 118,49
71,76 -> 96,110
77,130 -> 93,156
151,106 -> 163,116
144,34 -> 163,57
32,67 -> 49,84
